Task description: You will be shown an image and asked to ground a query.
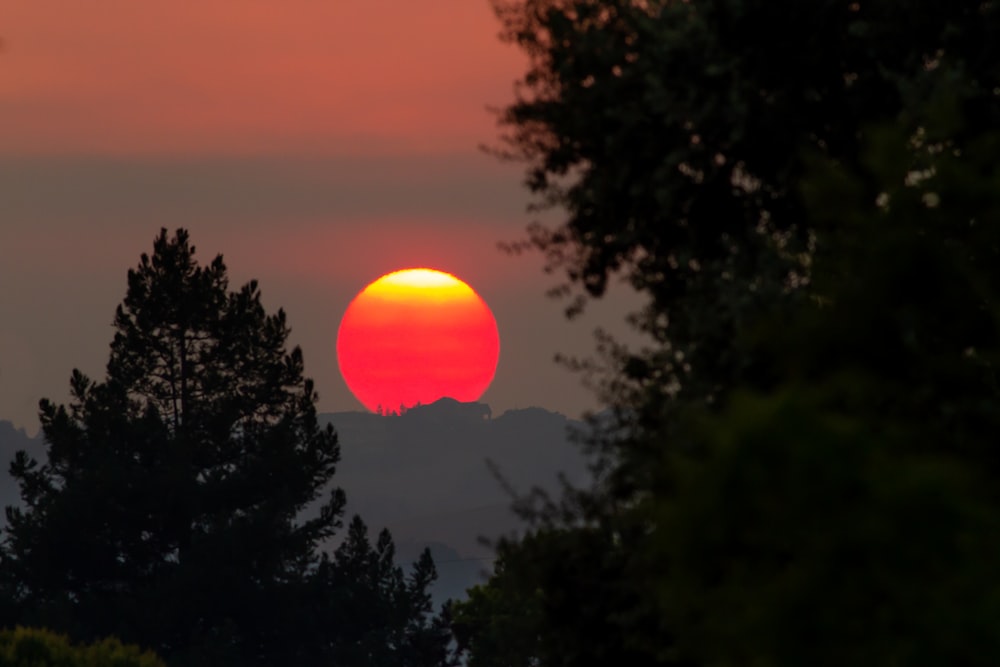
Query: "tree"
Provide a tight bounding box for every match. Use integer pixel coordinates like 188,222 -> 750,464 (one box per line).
636,125 -> 1000,664
450,556 -> 542,667
451,527 -> 663,667
320,516 -> 455,667
0,229 -> 450,666
455,1 -> 1000,665
494,0 -> 999,412
0,627 -> 165,667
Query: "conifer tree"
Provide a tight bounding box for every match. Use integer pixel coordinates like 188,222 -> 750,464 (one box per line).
321,516 -> 455,667
0,229 -> 449,666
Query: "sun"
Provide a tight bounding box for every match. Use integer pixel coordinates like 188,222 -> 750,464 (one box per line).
336,268 -> 500,413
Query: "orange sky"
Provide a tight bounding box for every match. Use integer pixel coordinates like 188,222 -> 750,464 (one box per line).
0,2 -> 642,430
2,1 -> 524,155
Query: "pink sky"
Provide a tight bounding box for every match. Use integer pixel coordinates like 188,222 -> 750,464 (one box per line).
2,1 -> 525,155
0,2 -> 640,431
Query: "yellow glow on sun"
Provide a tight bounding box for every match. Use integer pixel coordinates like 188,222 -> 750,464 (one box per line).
378,268 -> 465,289
362,268 -> 476,306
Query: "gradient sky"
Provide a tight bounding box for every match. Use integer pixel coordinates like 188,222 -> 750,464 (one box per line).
0,1 -> 639,432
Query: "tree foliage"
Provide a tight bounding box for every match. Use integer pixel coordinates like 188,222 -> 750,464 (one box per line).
322,516 -> 455,667
456,1 -> 1000,665
0,627 -> 165,667
1,229 -> 450,666
451,527 -> 664,667
495,0 -> 999,407
637,124 -> 1000,663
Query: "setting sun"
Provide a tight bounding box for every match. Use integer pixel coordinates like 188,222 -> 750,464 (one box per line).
336,268 -> 500,413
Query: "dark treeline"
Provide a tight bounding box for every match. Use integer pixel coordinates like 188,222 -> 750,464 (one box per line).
452,1 -> 1000,666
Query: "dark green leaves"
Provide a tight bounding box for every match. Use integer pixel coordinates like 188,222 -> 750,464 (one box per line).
464,2 -> 1000,666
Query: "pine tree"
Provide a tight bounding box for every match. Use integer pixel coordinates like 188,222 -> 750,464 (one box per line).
320,516 -> 456,667
1,229 -> 345,665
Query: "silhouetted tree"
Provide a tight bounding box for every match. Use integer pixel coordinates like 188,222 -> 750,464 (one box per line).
634,122 -> 1000,663
0,229 -> 451,666
451,528 -> 651,667
493,0 -> 1000,412
456,1 -> 1000,666
320,516 -> 455,667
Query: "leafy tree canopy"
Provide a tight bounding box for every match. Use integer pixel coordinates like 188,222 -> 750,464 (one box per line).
495,0 -> 999,406
455,2 -> 1000,666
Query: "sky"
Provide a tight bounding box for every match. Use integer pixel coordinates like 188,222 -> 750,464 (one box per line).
0,0 -> 639,433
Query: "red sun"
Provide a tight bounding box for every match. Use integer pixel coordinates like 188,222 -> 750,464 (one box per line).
336,268 -> 500,413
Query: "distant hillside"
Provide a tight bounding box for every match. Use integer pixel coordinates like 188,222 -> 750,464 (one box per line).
322,398 -> 590,602
0,401 -> 589,605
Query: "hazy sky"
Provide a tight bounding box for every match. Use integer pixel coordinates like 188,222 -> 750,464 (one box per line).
0,1 -> 639,432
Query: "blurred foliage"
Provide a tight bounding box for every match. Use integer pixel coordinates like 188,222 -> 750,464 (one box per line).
647,389 -> 1000,665
493,0 -> 1000,416
637,116 -> 1000,664
457,1 -> 1000,666
0,626 -> 165,667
